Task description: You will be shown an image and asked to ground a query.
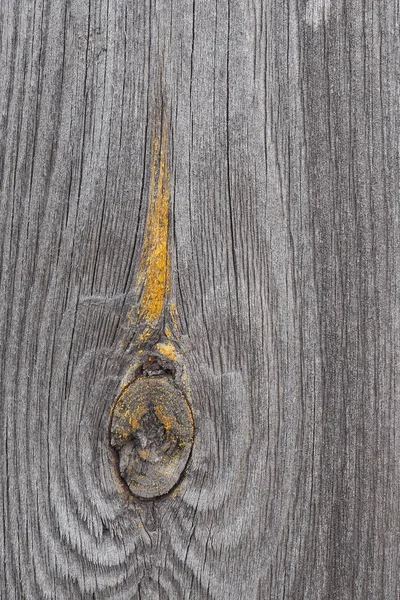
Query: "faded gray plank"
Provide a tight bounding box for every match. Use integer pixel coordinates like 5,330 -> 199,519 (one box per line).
1,0 -> 399,598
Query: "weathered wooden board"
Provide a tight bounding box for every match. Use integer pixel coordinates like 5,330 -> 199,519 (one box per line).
1,0 -> 399,598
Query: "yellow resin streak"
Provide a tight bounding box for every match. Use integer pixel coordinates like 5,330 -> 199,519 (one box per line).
136,122 -> 171,330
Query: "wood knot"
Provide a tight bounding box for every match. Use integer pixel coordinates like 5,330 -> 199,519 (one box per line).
110,374 -> 194,499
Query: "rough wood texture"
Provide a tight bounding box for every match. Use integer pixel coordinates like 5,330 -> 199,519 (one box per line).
1,0 -> 399,598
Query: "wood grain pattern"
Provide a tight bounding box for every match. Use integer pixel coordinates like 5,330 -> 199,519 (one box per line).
1,0 -> 399,598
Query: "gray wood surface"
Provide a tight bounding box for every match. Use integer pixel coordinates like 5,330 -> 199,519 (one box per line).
1,0 -> 399,598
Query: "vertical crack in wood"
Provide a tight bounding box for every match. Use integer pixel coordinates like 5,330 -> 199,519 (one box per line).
110,99 -> 194,500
